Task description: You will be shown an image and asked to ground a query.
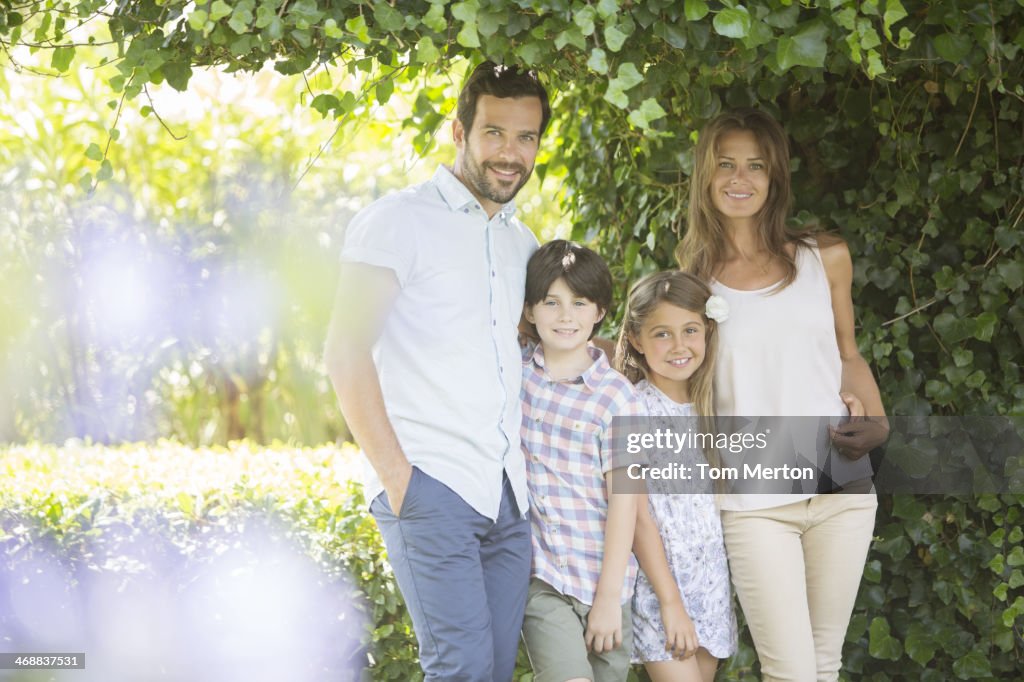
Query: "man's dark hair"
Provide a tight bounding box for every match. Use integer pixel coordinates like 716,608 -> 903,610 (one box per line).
457,61 -> 551,137
525,240 -> 612,339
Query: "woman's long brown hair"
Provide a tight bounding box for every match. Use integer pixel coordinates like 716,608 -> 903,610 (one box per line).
675,108 -> 811,290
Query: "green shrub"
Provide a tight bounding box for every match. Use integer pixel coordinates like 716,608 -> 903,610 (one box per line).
1,444 -> 1020,680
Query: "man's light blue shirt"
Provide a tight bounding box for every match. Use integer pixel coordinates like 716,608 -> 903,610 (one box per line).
340,165 -> 538,520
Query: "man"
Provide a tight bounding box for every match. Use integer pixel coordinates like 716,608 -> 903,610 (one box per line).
324,62 -> 551,681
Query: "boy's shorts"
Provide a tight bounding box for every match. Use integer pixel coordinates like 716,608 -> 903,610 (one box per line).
521,578 -> 633,682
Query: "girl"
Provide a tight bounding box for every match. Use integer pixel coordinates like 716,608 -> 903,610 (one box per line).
615,270 -> 738,682
674,108 -> 886,681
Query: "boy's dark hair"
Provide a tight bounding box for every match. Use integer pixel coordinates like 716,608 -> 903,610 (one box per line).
525,240 -> 612,339
457,61 -> 551,137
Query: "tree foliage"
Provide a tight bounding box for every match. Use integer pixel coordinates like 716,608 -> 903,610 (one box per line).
2,0 -> 1021,417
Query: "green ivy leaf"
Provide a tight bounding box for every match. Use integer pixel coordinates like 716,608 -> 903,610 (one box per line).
776,21 -> 828,72
952,650 -> 992,679
189,8 -> 209,31
423,3 -> 447,33
162,61 -> 192,91
952,348 -> 974,368
882,0 -> 908,41
375,79 -> 394,105
415,36 -> 440,64
254,5 -> 273,28
974,312 -> 998,342
624,239 -> 642,276
587,48 -> 608,75
344,15 -> 370,43
765,4 -> 799,29
516,41 -> 544,65
996,261 -> 1024,291
684,0 -> 709,22
51,45 -> 75,72
85,142 -> 103,162
995,582 -> 1009,601
451,0 -> 477,23
904,623 -> 936,666
596,0 -> 619,20
925,380 -> 954,405
554,26 -> 586,51
456,23 -> 480,48
209,0 -> 231,21
265,16 -> 283,40
1003,596 -> 1024,627
713,7 -> 751,39
627,97 -> 667,130
743,18 -> 774,48
477,10 -> 502,37
311,93 -> 339,116
654,21 -> 687,50
604,63 -> 642,109
934,312 -> 975,344
373,2 -> 405,32
605,22 -> 631,52
573,5 -> 596,36
322,18 -> 342,39
96,159 -> 113,182
338,91 -> 358,114
934,32 -> 972,63
78,171 -> 93,193
868,616 -> 903,660
228,9 -> 252,35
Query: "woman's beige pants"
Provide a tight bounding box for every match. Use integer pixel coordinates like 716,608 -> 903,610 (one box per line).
721,494 -> 877,682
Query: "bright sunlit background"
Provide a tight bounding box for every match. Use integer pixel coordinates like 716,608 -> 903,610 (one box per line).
0,48 -> 570,448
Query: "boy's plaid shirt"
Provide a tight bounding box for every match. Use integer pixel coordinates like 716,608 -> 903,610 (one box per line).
521,342 -> 640,605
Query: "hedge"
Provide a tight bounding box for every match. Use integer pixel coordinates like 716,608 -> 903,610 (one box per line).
1,443 -> 1019,680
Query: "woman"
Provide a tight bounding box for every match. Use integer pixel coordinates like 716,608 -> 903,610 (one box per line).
674,108 -> 887,681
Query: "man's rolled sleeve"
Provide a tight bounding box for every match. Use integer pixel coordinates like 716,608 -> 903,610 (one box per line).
340,202 -> 414,287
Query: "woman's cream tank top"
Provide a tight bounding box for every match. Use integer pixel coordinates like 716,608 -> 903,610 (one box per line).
711,242 -> 871,511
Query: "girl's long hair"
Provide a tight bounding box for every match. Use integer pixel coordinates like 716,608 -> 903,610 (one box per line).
614,270 -> 720,468
675,108 -> 810,291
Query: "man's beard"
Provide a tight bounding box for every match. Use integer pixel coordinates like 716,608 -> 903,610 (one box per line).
461,142 -> 533,207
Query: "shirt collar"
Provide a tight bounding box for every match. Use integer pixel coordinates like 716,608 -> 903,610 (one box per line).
431,165 -> 517,221
528,342 -> 609,392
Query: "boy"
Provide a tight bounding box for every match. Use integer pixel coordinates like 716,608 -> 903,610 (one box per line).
519,239 -> 640,682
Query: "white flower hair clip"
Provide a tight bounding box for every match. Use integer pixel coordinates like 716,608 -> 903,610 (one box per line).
704,295 -> 729,323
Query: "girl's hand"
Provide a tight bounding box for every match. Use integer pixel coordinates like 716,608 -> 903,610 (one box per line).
660,598 -> 699,659
584,593 -> 623,654
831,392 -> 889,460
